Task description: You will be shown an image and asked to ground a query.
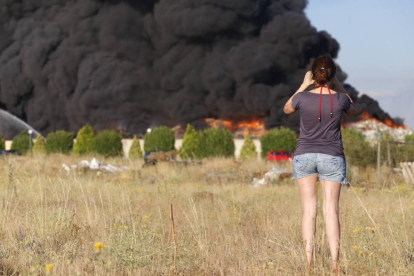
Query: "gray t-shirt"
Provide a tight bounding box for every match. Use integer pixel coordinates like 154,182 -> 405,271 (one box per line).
292,91 -> 352,158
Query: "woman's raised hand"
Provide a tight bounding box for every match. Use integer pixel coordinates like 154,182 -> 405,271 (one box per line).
302,71 -> 315,88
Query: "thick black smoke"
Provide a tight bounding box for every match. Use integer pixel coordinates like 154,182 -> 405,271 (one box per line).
0,0 -> 398,137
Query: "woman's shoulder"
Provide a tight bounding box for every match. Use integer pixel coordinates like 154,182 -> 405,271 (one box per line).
294,91 -> 310,100
338,92 -> 350,100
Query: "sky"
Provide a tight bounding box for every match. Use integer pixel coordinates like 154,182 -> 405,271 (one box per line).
306,0 -> 414,128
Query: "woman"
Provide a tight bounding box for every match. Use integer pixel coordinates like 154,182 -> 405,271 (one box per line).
283,55 -> 356,273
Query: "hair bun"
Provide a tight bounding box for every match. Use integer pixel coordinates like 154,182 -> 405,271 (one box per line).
311,55 -> 336,86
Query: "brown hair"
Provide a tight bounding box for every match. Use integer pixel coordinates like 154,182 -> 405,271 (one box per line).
311,55 -> 336,86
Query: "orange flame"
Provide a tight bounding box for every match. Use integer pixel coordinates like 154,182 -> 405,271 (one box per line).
358,111 -> 407,129
360,111 -> 372,120
204,118 -> 267,136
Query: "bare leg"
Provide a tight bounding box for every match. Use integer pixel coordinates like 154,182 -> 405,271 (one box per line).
320,180 -> 341,271
297,174 -> 318,266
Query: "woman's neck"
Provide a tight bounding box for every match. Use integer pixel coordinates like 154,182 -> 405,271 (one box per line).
309,84 -> 337,94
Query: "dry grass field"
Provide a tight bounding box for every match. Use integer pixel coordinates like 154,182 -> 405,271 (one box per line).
0,155 -> 413,275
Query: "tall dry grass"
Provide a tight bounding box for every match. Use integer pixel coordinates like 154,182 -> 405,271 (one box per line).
0,155 -> 412,275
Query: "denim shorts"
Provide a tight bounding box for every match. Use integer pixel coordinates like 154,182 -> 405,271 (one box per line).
292,153 -> 347,184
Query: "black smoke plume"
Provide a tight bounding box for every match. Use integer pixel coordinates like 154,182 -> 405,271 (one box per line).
0,0 -> 398,138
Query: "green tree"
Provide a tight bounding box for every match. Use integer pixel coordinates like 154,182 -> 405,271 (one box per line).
11,130 -> 30,154
259,127 -> 297,158
32,134 -> 46,155
406,133 -> 414,143
0,133 -> 5,151
342,128 -> 376,167
144,126 -> 175,152
179,124 -> 198,159
46,130 -> 74,154
73,123 -> 94,154
196,127 -> 235,158
403,133 -> 414,163
240,133 -> 257,159
91,130 -> 123,157
380,132 -> 414,165
128,136 -> 143,160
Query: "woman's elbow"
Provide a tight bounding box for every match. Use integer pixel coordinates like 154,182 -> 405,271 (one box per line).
284,106 -> 295,115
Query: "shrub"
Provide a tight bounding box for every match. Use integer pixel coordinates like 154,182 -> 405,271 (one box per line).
402,133 -> 414,163
91,130 -> 123,157
46,130 -> 74,154
179,124 -> 198,159
73,123 -> 94,154
196,127 -> 235,158
380,132 -> 414,165
11,130 -> 30,154
33,134 -> 46,155
259,127 -> 297,158
342,128 -> 376,167
240,133 -> 257,159
406,133 -> 414,143
0,133 -> 5,151
128,136 -> 143,160
144,126 -> 175,152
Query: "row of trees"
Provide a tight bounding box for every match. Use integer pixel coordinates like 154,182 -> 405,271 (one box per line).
1,124 -> 413,165
179,125 -> 297,159
3,125 -> 126,158
0,124 -> 298,160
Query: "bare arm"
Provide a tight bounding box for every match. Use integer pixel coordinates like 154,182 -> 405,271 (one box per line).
283,84 -> 308,114
284,71 -> 314,115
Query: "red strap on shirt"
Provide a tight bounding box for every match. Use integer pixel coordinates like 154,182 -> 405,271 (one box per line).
319,87 -> 322,122
319,85 -> 333,122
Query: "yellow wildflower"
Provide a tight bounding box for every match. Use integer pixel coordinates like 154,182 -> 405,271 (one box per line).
365,226 -> 375,233
352,246 -> 358,251
118,226 -> 123,230
124,226 -> 128,230
359,251 -> 364,256
94,242 -> 103,250
353,227 -> 360,234
143,216 -> 149,221
94,242 -> 103,254
45,264 -> 53,271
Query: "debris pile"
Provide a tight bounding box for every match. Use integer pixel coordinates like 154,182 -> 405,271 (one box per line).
251,167 -> 292,187
347,118 -> 412,142
62,158 -> 128,174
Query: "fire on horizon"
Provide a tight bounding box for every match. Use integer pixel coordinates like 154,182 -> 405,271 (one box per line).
0,0 -> 404,138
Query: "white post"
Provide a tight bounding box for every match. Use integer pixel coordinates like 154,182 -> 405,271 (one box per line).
28,129 -> 33,153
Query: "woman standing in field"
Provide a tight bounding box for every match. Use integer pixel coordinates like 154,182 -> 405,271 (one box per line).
283,55 -> 356,273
